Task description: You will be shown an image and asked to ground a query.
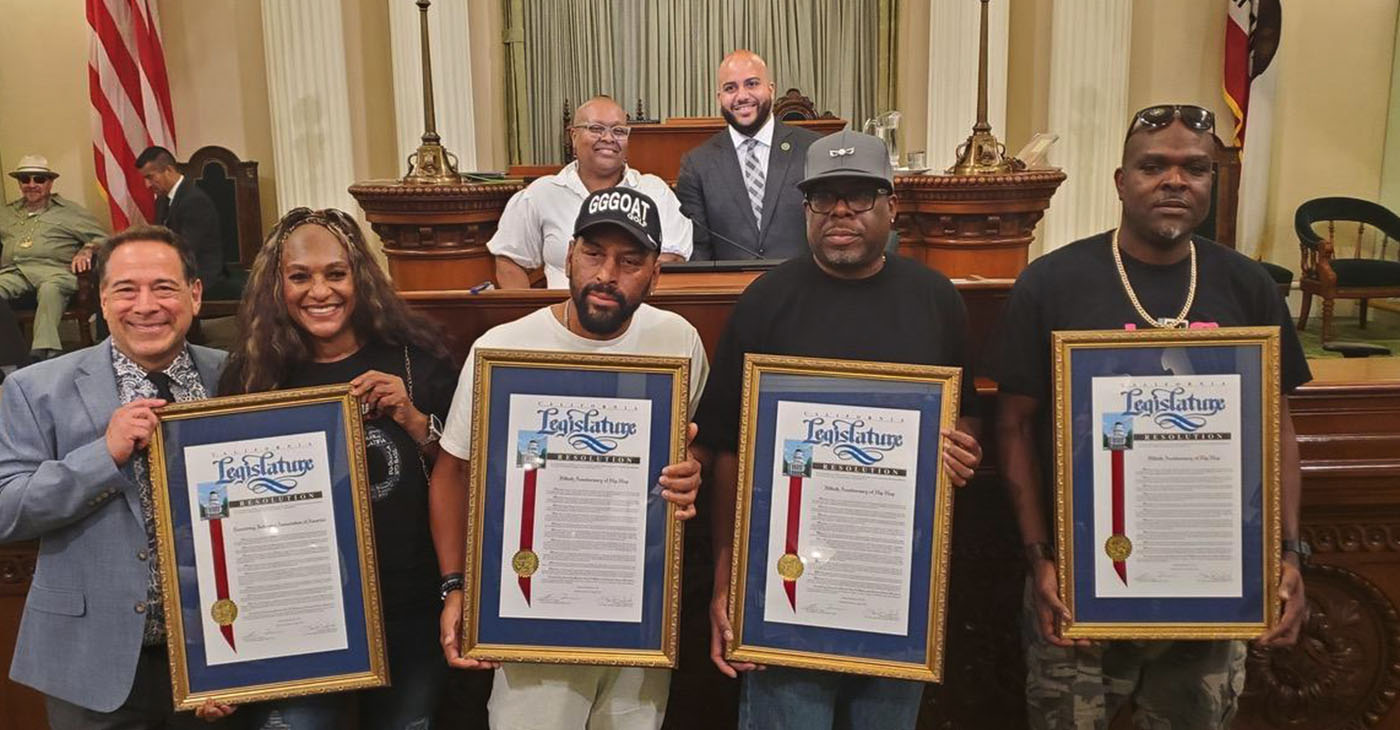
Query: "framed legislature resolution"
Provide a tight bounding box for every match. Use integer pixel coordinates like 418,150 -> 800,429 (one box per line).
727,354 -> 961,682
148,384 -> 387,709
461,349 -> 691,666
1052,327 -> 1282,640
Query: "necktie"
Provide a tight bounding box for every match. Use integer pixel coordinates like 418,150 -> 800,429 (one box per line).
146,371 -> 176,402
741,137 -> 766,228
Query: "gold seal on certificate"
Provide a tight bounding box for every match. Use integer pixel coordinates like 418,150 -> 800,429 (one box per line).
1104,534 -> 1133,562
776,553 -> 804,581
512,549 -> 539,578
210,598 -> 239,627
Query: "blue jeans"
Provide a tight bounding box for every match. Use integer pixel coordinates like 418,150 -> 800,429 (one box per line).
246,608 -> 447,730
738,666 -> 924,730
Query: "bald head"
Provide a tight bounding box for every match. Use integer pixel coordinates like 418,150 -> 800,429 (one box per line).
571,95 -> 629,179
575,95 -> 625,122
718,50 -> 771,87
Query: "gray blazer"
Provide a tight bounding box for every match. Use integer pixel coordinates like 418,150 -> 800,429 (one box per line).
0,340 -> 225,712
676,121 -> 821,261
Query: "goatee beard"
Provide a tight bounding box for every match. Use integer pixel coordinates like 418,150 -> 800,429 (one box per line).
722,100 -> 773,137
571,283 -> 640,336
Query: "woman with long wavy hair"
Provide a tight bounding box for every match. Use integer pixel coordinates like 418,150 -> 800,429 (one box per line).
217,207 -> 454,729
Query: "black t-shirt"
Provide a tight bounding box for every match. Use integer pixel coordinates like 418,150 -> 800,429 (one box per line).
695,254 -> 978,454
992,232 -> 1313,527
284,342 -> 457,615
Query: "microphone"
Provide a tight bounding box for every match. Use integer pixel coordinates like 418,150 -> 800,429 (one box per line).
684,210 -> 770,261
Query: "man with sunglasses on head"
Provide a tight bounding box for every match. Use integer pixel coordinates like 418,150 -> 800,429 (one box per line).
994,104 -> 1311,729
490,95 -> 692,289
696,130 -> 983,729
0,155 -> 108,362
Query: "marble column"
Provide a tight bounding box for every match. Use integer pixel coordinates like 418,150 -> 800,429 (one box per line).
389,0 -> 479,175
1043,0 -> 1133,253
925,0 -> 1009,172
260,0 -> 358,214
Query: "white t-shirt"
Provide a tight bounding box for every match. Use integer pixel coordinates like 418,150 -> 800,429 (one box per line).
487,161 -> 694,289
440,303 -> 709,460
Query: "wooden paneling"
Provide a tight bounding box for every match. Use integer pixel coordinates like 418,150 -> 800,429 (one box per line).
1,543 -> 43,729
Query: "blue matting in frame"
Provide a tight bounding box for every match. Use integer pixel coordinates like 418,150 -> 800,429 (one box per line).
161,400 -> 373,693
475,365 -> 676,650
739,373 -> 944,664
1068,343 -> 1267,624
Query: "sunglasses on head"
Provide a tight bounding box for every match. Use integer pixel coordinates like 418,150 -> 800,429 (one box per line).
15,174 -> 51,185
1125,105 -> 1215,140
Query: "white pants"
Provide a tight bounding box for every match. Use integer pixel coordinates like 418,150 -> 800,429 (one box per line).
488,664 -> 670,730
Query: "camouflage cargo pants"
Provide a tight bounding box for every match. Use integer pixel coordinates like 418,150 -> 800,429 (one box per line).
1021,579 -> 1246,729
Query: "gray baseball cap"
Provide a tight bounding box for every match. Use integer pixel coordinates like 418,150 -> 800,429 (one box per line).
797,130 -> 893,192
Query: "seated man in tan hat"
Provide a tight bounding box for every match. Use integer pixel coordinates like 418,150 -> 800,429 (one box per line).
0,155 -> 109,360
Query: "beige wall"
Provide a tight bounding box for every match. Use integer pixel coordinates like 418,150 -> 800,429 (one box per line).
468,0 -> 509,171
160,0 -> 279,234
896,1 -> 930,162
343,0 -> 400,184
898,0 -> 1399,268
1383,10 -> 1400,211
0,0 -> 111,225
1261,0 -> 1399,264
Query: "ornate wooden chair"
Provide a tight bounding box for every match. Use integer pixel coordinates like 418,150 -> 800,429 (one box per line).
772,88 -> 836,122
180,145 -> 262,316
1295,196 -> 1400,342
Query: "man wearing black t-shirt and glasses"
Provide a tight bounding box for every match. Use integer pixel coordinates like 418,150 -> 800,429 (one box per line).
994,104 -> 1311,729
695,130 -> 984,729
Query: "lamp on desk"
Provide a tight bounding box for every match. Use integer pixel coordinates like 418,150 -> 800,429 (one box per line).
404,0 -> 463,185
948,0 -> 1021,175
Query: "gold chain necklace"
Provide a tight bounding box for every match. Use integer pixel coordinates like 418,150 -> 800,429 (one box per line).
1111,227 -> 1196,329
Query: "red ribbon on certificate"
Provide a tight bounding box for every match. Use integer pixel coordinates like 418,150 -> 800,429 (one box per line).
781,475 -> 803,610
517,468 -> 538,605
208,518 -> 236,650
1110,449 -> 1128,585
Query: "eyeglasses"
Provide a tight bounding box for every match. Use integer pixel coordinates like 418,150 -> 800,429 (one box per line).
15,174 -> 51,185
572,123 -> 633,140
804,188 -> 891,214
1126,105 -> 1215,140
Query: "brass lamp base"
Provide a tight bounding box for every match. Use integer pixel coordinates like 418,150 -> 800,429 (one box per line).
948,129 -> 1022,175
404,138 -> 461,185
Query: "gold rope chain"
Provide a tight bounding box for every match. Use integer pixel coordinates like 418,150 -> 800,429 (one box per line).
1111,227 -> 1197,329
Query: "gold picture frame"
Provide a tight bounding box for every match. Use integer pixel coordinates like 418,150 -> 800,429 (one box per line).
149,384 -> 387,709
461,348 -> 691,667
726,354 -> 962,682
1052,326 -> 1282,640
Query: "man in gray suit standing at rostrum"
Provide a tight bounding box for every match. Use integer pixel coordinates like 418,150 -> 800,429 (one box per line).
0,225 -> 229,728
677,50 -> 821,261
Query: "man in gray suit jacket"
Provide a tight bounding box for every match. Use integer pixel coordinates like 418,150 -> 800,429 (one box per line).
677,50 -> 821,261
0,225 -> 228,728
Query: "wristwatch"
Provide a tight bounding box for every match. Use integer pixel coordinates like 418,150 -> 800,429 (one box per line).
1024,542 -> 1056,564
417,413 -> 444,448
439,572 -> 465,600
1282,538 -> 1312,566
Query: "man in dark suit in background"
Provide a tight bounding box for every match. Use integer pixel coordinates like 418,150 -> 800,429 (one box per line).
135,146 -> 224,291
676,50 -> 820,261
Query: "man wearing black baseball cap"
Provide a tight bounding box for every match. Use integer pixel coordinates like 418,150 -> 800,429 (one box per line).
695,131 -> 984,728
430,187 -> 710,728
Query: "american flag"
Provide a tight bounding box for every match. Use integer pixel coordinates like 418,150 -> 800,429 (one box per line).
87,0 -> 177,230
1223,0 -> 1282,258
